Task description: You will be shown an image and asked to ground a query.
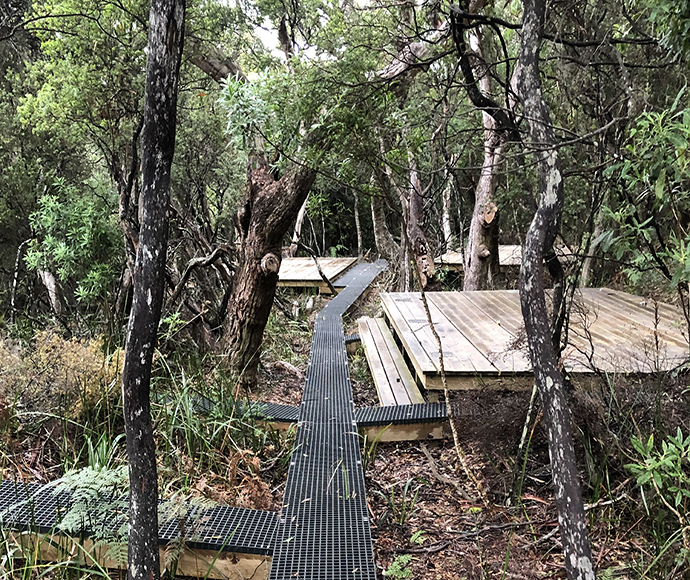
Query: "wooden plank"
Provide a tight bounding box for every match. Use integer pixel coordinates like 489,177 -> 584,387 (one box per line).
584,288 -> 689,347
423,373 -> 535,391
358,317 -> 398,406
499,245 -> 522,266
278,257 -> 356,283
575,290 -> 689,370
359,422 -> 448,442
373,318 -> 424,405
461,290 -> 524,336
381,293 -> 438,377
384,293 -> 495,374
428,293 -> 531,373
436,251 -> 464,271
8,531 -> 271,580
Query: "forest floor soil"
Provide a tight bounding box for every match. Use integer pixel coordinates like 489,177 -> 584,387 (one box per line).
2,285 -> 689,578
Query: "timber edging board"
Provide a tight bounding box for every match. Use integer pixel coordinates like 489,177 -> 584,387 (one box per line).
0,480 -> 277,579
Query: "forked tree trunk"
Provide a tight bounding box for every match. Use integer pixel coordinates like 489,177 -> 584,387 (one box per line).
224,155 -> 317,386
121,1 -> 185,579
517,1 -> 595,579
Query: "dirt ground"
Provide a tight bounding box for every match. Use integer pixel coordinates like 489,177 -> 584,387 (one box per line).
3,284 -> 687,579
256,288 -> 673,579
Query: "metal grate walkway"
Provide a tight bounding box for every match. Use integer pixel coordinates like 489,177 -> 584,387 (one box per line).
267,260 -> 387,580
1,259 -> 407,577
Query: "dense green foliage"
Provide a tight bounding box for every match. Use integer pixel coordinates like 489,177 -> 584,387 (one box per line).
3,0 -> 690,575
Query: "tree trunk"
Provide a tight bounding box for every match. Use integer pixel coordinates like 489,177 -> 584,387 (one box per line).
121,2 -> 185,580
353,190 -> 362,257
407,159 -> 438,289
370,192 -> 399,262
441,168 -> 455,251
224,155 -> 317,386
463,30 -> 503,290
517,1 -> 595,579
463,119 -> 502,289
287,195 -> 309,257
38,269 -> 63,316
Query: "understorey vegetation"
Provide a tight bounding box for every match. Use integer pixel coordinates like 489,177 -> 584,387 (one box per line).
2,0 -> 690,578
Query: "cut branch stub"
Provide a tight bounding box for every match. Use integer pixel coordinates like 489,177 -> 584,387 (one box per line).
261,253 -> 281,275
483,202 -> 497,224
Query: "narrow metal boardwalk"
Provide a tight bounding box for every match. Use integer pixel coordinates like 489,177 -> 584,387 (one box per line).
268,260 -> 387,580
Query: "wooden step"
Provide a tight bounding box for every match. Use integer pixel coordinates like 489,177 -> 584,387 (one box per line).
358,317 -> 424,406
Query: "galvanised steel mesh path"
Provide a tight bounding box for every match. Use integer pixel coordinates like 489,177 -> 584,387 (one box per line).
268,260 -> 387,580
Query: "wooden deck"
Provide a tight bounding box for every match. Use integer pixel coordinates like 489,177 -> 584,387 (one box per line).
381,289 -> 689,390
358,317 -> 424,406
277,257 -> 357,293
437,245 -> 574,271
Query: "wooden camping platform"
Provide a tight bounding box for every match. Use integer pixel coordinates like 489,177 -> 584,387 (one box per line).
381,289 -> 690,390
277,257 -> 357,293
437,245 -> 574,271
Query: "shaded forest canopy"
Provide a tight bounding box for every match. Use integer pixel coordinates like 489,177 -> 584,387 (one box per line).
3,0 -> 690,577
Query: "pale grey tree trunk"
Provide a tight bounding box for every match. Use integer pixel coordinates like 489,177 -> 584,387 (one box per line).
462,30 -> 503,290
353,190 -> 362,257
121,1 -> 185,579
38,269 -> 63,316
517,1 -> 595,579
287,195 -> 309,257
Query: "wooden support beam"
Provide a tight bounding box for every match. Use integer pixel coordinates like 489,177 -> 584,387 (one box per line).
6,531 -> 271,580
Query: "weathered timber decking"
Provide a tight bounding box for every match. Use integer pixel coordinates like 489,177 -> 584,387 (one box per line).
358,317 -> 424,406
277,257 -> 357,293
437,245 -> 575,271
381,289 -> 690,390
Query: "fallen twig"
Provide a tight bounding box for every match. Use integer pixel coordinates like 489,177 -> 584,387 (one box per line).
419,442 -> 473,502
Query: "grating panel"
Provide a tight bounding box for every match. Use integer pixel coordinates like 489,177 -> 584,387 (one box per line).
268,261 -> 386,580
354,403 -> 448,426
0,480 -> 278,555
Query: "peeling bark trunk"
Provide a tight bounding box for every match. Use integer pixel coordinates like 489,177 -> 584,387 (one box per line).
463,116 -> 502,289
408,160 -> 438,289
517,1 -> 595,579
462,30 -> 504,290
224,155 -> 317,386
121,2 -> 185,580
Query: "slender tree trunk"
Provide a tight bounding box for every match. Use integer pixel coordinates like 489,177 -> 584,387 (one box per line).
353,190 -> 362,257
287,195 -> 309,257
441,168 -> 455,251
38,269 -> 63,316
463,30 -> 503,290
370,192 -> 399,262
10,240 -> 30,324
517,1 -> 595,579
463,118 -> 502,289
121,2 -> 185,579
224,155 -> 317,386
408,159 -> 437,289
